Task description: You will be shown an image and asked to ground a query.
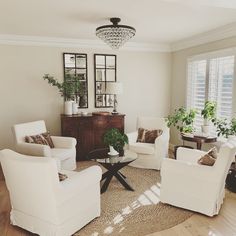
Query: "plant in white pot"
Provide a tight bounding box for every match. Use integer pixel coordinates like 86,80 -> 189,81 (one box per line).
43,74 -> 82,115
103,128 -> 128,157
201,101 -> 217,134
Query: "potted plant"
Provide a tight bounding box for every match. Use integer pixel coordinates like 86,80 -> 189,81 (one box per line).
213,117 -> 236,138
166,107 -> 197,134
103,128 -> 128,157
201,101 -> 217,134
43,74 -> 82,115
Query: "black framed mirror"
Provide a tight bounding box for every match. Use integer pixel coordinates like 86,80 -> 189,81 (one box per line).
63,53 -> 88,108
94,54 -> 117,108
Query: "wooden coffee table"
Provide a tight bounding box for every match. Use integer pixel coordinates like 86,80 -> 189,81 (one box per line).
92,149 -> 137,193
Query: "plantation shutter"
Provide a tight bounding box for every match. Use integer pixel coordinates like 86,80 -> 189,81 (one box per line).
187,60 -> 207,131
209,56 -> 234,120
187,53 -> 235,133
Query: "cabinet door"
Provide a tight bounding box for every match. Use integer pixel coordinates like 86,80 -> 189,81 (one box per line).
77,118 -> 94,160
108,116 -> 124,132
61,117 -> 78,138
93,116 -> 109,148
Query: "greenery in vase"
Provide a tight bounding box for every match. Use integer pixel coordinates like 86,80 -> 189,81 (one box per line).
213,118 -> 236,138
166,107 -> 197,133
103,128 -> 128,152
201,101 -> 217,124
43,74 -> 82,101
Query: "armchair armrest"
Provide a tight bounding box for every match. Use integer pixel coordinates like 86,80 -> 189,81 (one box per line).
51,136 -> 77,149
57,166 -> 102,203
126,131 -> 138,144
177,147 -> 206,164
154,129 -> 170,158
161,158 -> 214,179
15,142 -> 51,157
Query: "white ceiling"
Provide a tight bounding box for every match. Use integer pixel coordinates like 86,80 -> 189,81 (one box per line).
1,0 -> 236,48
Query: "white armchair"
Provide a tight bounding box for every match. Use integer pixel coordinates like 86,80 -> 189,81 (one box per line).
127,117 -> 170,170
160,140 -> 236,216
12,120 -> 77,170
0,149 -> 102,236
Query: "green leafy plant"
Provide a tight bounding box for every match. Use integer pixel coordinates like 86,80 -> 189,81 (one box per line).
166,107 -> 197,133
201,101 -> 217,124
213,118 -> 236,138
103,128 -> 128,153
43,74 -> 82,101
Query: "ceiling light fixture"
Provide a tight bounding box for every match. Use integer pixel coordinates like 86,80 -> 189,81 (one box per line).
96,17 -> 136,50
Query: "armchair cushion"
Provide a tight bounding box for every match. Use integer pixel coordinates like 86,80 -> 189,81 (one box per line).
129,142 -> 155,155
51,148 -> 75,161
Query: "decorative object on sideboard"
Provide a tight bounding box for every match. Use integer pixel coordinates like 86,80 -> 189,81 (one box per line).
43,74 -> 82,115
94,54 -> 117,108
103,128 -> 128,157
63,53 -> 88,108
201,101 -> 217,134
105,82 -> 123,114
96,17 -> 136,50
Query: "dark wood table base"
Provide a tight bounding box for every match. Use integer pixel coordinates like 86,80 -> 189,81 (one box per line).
100,161 -> 135,193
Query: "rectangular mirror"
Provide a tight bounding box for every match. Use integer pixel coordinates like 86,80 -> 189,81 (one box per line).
94,54 -> 117,108
63,53 -> 88,108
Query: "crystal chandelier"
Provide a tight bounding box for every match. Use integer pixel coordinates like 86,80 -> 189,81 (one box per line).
96,17 -> 136,50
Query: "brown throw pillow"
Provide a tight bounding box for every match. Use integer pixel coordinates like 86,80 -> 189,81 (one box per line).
198,147 -> 218,166
41,131 -> 54,148
25,131 -> 54,148
137,128 -> 145,142
137,128 -> 163,144
25,134 -> 49,146
58,173 -> 68,181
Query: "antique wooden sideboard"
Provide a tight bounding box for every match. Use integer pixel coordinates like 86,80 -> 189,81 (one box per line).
61,113 -> 125,161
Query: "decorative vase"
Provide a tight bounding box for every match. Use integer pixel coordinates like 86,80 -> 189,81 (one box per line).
64,101 -> 73,115
72,102 -> 78,114
109,146 -> 119,156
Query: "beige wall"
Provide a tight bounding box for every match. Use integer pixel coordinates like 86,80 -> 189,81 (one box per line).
0,44 -> 172,150
171,36 -> 236,145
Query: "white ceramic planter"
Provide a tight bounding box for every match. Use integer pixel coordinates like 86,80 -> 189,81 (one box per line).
72,102 -> 78,114
109,146 -> 119,156
64,101 -> 73,115
201,125 -> 210,134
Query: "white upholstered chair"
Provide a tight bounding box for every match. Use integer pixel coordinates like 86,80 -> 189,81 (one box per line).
160,140 -> 236,216
127,117 -> 170,170
12,120 -> 76,170
0,149 -> 102,236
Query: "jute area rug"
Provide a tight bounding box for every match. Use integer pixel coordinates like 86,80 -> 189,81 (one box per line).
74,161 -> 193,236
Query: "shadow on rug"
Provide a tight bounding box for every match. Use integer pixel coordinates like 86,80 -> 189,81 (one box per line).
74,162 -> 193,236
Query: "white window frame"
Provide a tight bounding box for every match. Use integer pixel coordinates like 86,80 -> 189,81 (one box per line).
186,48 -> 236,129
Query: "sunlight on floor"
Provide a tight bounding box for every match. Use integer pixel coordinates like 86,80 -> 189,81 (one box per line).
98,183 -> 161,235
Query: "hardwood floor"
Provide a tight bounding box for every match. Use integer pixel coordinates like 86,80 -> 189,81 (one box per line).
0,167 -> 236,236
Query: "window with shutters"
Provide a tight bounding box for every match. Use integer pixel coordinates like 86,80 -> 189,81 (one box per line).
187,50 -> 235,133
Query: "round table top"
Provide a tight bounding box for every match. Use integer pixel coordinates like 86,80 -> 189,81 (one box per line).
95,150 -> 137,164
181,133 -> 217,143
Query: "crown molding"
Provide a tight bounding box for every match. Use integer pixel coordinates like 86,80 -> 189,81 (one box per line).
1,21 -> 236,53
171,22 -> 236,52
0,34 -> 171,52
